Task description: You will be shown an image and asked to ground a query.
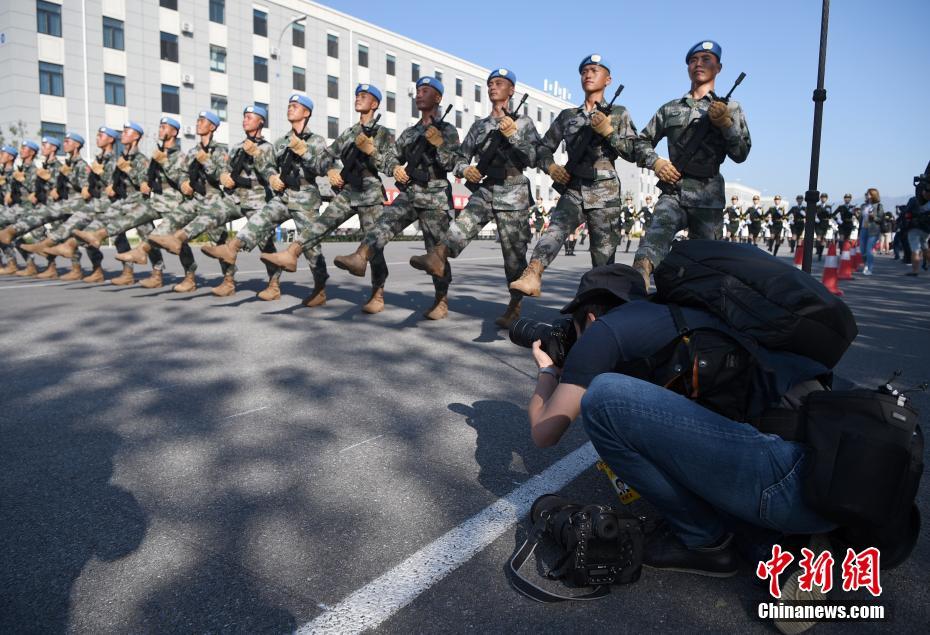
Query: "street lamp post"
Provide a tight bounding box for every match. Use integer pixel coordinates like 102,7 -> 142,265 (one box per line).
273,15 -> 307,131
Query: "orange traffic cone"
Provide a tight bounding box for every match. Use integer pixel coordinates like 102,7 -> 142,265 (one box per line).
821,242 -> 843,296
793,244 -> 804,269
837,240 -> 854,280
852,240 -> 863,271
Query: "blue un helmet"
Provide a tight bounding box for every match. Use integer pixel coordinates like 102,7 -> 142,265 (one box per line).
22,140 -> 40,153
243,104 -> 268,122
41,136 -> 62,149
124,120 -> 144,136
487,67 -> 517,85
578,54 -> 611,74
355,83 -> 382,104
416,76 -> 444,96
198,110 -> 221,128
685,40 -> 722,63
1,145 -> 18,158
65,131 -> 86,147
98,126 -> 120,140
159,116 -> 181,131
289,93 -> 314,112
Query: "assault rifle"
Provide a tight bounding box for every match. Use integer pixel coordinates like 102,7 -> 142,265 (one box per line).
466,93 -> 529,193
225,135 -> 266,193
396,104 -> 453,192
671,72 -> 745,178
335,114 -> 382,193
554,84 -> 624,195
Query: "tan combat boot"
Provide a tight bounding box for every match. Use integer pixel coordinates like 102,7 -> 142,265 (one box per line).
260,242 -> 302,273
110,264 -> 135,286
139,269 -> 163,289
173,271 -> 197,293
116,242 -> 151,265
423,293 -> 449,320
82,266 -> 105,283
73,227 -> 108,249
334,243 -> 372,277
46,238 -> 78,259
0,260 -> 19,275
22,237 -> 54,255
149,230 -> 188,255
509,259 -> 544,297
211,274 -> 236,296
410,243 -> 449,278
60,263 -> 84,281
494,296 -> 522,329
0,226 -> 16,245
15,260 -> 39,277
632,257 -> 653,292
201,237 -> 242,265
257,277 -> 281,301
35,260 -> 59,279
303,283 -> 327,307
361,287 -> 385,314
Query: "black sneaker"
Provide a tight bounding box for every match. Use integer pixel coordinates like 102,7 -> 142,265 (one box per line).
643,526 -> 739,577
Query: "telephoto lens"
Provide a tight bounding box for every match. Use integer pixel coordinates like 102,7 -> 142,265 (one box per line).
508,317 -> 578,367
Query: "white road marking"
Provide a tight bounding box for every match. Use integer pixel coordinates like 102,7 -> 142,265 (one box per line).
297,442 -> 598,635
338,434 -> 384,453
135,383 -> 182,395
75,365 -> 114,373
221,406 -> 269,420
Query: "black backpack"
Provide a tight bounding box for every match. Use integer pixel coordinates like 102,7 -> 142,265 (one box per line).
653,240 -> 858,368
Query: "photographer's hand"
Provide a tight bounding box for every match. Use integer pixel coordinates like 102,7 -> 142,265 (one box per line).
528,341 -> 583,448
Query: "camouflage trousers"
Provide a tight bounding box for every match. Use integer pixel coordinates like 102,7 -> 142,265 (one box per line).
297,192 -> 387,289
362,192 -> 451,295
634,194 -> 722,267
7,198 -> 72,236
103,195 -> 165,271
150,191 -> 228,275
236,188 -> 328,287
530,188 -> 620,268
444,186 -> 530,296
178,188 -> 280,279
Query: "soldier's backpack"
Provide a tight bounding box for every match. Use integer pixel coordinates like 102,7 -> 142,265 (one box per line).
653,240 -> 858,368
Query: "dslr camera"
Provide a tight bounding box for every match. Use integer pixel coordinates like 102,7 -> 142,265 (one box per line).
509,317 -> 577,367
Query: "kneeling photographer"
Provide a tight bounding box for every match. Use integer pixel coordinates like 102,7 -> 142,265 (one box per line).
519,264 -> 838,577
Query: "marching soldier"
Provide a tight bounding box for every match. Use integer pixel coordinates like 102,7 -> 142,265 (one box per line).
631,40 -> 751,286
620,195 -> 636,252
787,194 -> 805,253
724,195 -> 741,242
814,192 -> 833,259
766,194 -> 786,256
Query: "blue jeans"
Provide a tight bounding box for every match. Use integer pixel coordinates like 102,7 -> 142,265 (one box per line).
860,229 -> 879,271
581,374 -> 836,548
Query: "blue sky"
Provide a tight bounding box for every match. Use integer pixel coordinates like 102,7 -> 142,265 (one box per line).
319,0 -> 928,202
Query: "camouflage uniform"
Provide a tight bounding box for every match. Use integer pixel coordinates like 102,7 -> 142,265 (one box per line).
104,148 -> 164,271
361,118 -> 461,295
292,120 -> 393,289
232,128 -> 334,287
634,92 -> 751,267
441,112 -> 540,296
6,160 -> 41,264
531,101 -> 638,268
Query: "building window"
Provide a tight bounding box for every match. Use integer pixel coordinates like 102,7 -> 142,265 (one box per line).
253,9 -> 267,37
455,110 -> 462,128
327,33 -> 339,58
386,91 -> 396,113
386,54 -> 395,76
209,0 -> 225,24
293,22 -> 305,48
327,75 -> 338,99
211,94 -> 228,121
160,32 -> 179,62
474,84 -> 481,102
523,104 -> 529,117
161,84 -> 180,113
411,62 -> 420,82
253,56 -> 268,83
37,1 -> 62,37
159,0 -> 177,9
358,44 -> 368,68
550,111 -> 555,125
38,61 -> 64,97
327,117 -> 339,139
104,73 -> 125,106
537,107 -> 542,122
102,17 -> 124,50
455,78 -> 463,97
210,45 -> 226,73
410,98 -> 418,118
435,70 -> 443,83
293,66 -> 306,92
40,122 -> 67,153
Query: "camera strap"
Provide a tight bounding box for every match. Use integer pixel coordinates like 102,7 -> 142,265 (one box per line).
507,518 -> 611,603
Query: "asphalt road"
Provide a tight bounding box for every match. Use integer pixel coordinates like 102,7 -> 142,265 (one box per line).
1,238 -> 928,634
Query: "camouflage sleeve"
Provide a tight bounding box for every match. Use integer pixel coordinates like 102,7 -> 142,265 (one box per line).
634,107 -> 667,170
435,123 -> 461,172
205,146 -> 226,181
369,126 -> 395,173
536,112 -> 568,171
452,122 -> 482,178
130,152 -> 149,185
69,158 -> 89,189
167,149 -> 192,183
102,156 -> 117,184
605,106 -> 638,164
300,134 -> 335,176
507,117 -> 540,170
253,139 -> 281,181
44,159 -> 61,183
325,125 -> 355,168
720,100 -> 750,164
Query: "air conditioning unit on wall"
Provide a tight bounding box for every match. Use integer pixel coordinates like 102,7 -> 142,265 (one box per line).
181,22 -> 194,35
183,125 -> 195,137
182,74 -> 194,86
270,47 -> 280,59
